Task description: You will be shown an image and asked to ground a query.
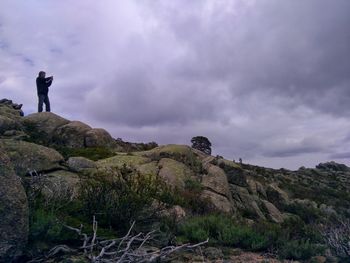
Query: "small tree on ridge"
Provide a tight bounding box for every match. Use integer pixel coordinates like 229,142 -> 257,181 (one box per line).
191,136 -> 212,155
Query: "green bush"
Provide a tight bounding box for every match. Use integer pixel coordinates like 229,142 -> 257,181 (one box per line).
283,203 -> 323,224
177,214 -> 325,259
79,165 -> 175,233
278,239 -> 324,260
29,208 -> 63,242
24,178 -> 82,247
178,214 -> 271,250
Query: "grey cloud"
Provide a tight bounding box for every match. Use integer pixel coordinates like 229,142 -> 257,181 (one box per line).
147,0 -> 350,116
1,0 -> 350,169
330,152 -> 350,159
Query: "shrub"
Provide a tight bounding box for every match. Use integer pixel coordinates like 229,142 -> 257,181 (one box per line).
23,176 -> 82,248
278,240 -> 324,260
283,203 -> 323,224
79,165 -> 175,233
178,214 -> 270,250
177,214 -> 325,259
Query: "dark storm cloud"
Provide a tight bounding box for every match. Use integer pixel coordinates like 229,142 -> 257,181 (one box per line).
86,70 -> 220,126
145,0 -> 350,116
330,152 -> 350,159
1,0 -> 350,169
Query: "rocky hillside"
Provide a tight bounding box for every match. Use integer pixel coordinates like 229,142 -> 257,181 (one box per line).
1,99 -> 349,262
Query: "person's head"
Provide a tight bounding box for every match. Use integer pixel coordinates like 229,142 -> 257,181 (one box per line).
38,71 -> 46,78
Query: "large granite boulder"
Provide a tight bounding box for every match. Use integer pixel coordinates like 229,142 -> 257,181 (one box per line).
136,161 -> 159,176
201,164 -> 232,200
225,167 -> 249,187
0,148 -> 28,262
0,100 -> 23,134
53,121 -> 91,147
22,112 -> 70,142
0,116 -> 21,134
261,200 -> 284,223
230,184 -> 266,220
158,158 -> 193,189
67,156 -> 97,172
97,154 -> 150,170
200,190 -> 233,213
84,128 -> 115,148
266,184 -> 289,208
247,179 -> 267,199
0,99 -> 23,119
0,139 -> 64,176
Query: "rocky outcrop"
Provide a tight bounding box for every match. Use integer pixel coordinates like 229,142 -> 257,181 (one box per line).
261,200 -> 284,223
97,154 -> 150,170
67,156 -> 97,172
85,128 -> 116,148
0,148 -> 28,262
1,98 -> 349,261
201,164 -> 231,199
23,112 -> 116,149
0,139 -> 64,176
53,121 -> 92,148
22,112 -> 70,142
0,99 -> 23,117
230,184 -> 266,219
316,161 -> 350,172
0,115 -> 21,134
158,158 -> 193,189
200,163 -> 233,213
201,190 -> 233,213
0,99 -> 24,135
266,184 -> 289,208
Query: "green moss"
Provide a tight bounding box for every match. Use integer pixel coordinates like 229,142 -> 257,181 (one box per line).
96,154 -> 150,169
55,146 -> 115,161
136,144 -> 193,156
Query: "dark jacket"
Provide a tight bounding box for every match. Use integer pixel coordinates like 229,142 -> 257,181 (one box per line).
36,77 -> 52,95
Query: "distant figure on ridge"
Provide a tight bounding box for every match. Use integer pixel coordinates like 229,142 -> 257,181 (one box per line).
36,71 -> 53,112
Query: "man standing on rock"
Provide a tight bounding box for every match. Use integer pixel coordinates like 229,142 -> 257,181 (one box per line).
36,71 -> 53,112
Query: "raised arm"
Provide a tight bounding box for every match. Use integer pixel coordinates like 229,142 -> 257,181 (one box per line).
45,76 -> 53,87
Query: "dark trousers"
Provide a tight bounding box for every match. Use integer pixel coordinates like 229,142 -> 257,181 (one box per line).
38,94 -> 50,112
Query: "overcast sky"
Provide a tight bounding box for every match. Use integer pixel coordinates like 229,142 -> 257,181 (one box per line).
1,0 -> 350,170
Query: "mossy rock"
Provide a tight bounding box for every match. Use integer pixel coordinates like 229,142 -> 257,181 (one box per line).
22,112 -> 70,143
217,158 -> 241,169
67,156 -> 97,172
52,121 -> 91,148
0,148 -> 28,262
230,184 -> 266,220
96,154 -> 151,169
158,158 -> 193,189
84,128 -> 116,148
0,104 -> 22,119
201,164 -> 231,199
136,161 -> 159,176
0,115 -> 22,134
200,190 -> 233,213
0,139 -> 64,176
137,144 -> 193,157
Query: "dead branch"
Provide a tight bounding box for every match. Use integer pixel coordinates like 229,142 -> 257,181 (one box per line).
323,219 -> 350,258
33,217 -> 208,263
